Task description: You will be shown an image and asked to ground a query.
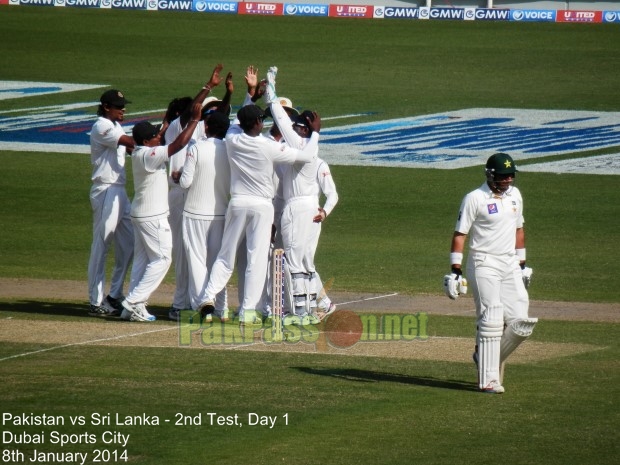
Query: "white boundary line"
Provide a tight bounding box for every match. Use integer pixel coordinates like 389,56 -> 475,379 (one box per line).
0,325 -> 178,363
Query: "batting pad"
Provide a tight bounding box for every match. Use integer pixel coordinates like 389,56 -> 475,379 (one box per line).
478,304 -> 504,390
500,318 -> 538,363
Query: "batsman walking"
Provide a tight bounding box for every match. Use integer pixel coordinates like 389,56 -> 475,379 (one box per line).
445,153 -> 536,394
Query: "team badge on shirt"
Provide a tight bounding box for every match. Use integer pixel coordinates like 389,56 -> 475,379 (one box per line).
487,203 -> 498,214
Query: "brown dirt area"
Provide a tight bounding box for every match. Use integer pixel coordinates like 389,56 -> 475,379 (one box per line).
0,278 -> 617,363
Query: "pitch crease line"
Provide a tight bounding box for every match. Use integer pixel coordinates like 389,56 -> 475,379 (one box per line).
0,325 -> 178,363
336,292 -> 399,307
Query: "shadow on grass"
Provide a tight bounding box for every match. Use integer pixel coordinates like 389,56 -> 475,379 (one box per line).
0,300 -> 170,320
293,367 -> 478,392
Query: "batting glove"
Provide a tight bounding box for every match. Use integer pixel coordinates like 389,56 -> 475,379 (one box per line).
443,270 -> 468,300
521,266 -> 533,289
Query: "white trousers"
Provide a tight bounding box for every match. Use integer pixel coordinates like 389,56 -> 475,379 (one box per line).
308,217 -> 332,308
183,216 -> 227,311
169,186 -> 190,309
87,184 -> 133,306
467,252 -> 529,328
126,218 -> 172,304
280,197 -> 318,275
202,197 -> 273,313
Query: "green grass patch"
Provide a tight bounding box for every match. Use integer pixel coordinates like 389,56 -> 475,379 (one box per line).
0,8 -> 619,465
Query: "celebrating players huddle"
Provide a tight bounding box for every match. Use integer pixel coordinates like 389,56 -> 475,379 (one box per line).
87,64 -> 338,328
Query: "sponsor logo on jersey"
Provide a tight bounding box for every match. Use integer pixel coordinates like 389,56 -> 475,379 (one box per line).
487,203 -> 498,214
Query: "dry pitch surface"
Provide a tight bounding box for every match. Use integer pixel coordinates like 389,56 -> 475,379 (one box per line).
1,278 -> 618,364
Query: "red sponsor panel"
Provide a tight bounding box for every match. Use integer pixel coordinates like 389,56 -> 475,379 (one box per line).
0,0 -> 10,5
238,2 -> 283,15
329,5 -> 374,19
556,10 -> 602,23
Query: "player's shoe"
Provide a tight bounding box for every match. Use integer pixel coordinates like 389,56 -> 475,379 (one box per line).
168,308 -> 181,322
197,299 -> 215,324
480,380 -> 505,394
121,300 -> 156,322
304,314 -> 321,326
88,304 -> 108,316
318,302 -> 336,321
213,308 -> 230,323
102,295 -> 124,317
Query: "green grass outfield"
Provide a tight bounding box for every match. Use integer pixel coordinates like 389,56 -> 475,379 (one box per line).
0,7 -> 619,465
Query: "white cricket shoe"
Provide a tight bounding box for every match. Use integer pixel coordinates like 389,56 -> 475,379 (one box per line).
480,380 -> 505,394
121,300 -> 156,322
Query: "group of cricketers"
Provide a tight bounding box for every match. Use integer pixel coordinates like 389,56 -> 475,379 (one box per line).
87,64 -> 338,327
88,64 -> 536,394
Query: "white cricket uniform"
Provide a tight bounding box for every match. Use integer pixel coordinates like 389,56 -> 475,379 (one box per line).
455,182 -> 529,324
87,117 -> 133,306
165,118 -> 206,310
310,158 -> 339,309
270,101 -> 319,314
179,136 -> 230,312
199,121 -> 319,317
125,145 -> 173,305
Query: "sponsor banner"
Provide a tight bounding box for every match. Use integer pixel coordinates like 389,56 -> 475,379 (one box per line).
603,11 -> 620,23
329,5 -> 373,19
419,7 -> 465,21
474,8 -> 510,21
154,0 -> 193,11
0,0 -> 9,4
54,0 -> 66,6
238,2 -> 283,15
511,9 -> 556,22
63,0 -> 100,7
463,8 -> 475,21
379,6 -> 422,20
283,3 -> 328,17
108,0 -> 148,9
11,0 -> 55,6
318,108 -> 620,169
556,10 -> 602,23
194,0 -> 237,14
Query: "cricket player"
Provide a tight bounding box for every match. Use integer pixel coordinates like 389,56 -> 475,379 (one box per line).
121,103 -> 202,322
311,156 -> 339,316
87,89 -> 134,317
165,65 -> 227,321
264,67 -> 322,324
179,111 -> 231,320
446,153 -> 536,393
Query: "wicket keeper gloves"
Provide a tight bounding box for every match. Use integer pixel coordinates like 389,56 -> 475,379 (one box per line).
443,269 -> 468,300
265,66 -> 278,104
521,266 -> 533,289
